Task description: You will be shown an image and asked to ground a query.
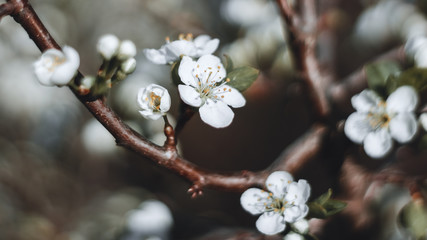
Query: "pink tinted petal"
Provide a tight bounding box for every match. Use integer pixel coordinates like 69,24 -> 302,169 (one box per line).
240,188 -> 269,215
199,100 -> 234,128
386,86 -> 418,113
389,112 -> 418,143
344,112 -> 373,144
363,129 -> 393,159
178,85 -> 202,107
256,212 -> 286,235
351,89 -> 382,112
266,171 -> 293,198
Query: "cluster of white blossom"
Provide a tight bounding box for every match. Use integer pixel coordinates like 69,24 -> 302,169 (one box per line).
344,86 -> 420,159
139,34 -> 246,128
240,171 -> 311,235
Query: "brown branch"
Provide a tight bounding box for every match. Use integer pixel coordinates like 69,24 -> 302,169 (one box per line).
276,0 -> 332,119
0,2 -> 14,20
329,45 -> 406,112
5,0 -> 329,193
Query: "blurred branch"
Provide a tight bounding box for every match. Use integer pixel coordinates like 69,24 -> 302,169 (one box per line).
0,2 -> 14,20
276,0 -> 332,119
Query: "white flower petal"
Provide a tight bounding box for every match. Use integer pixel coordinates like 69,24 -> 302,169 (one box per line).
386,86 -> 418,113
193,35 -> 211,48
283,205 -> 306,223
178,85 -> 202,107
178,56 -> 198,87
240,188 -> 269,215
139,110 -> 162,120
284,232 -> 304,240
164,40 -> 196,62
50,46 -> 80,86
220,86 -> 246,108
255,212 -> 286,235
389,112 -> 418,143
265,171 -> 293,198
285,180 -> 311,205
363,129 -> 393,158
118,40 -> 137,60
34,60 -> 54,86
198,39 -> 220,56
197,54 -> 222,70
351,89 -> 382,112
199,100 -> 234,128
344,112 -> 373,144
420,113 -> 427,131
292,219 -> 309,234
160,90 -> 171,112
143,48 -> 167,65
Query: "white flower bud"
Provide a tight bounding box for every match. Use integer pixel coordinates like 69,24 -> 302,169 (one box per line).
291,219 -> 309,234
420,113 -> 427,131
120,58 -> 136,74
34,45 -> 80,87
137,84 -> 171,120
283,232 -> 304,240
97,34 -> 120,60
118,40 -> 137,60
80,76 -> 95,90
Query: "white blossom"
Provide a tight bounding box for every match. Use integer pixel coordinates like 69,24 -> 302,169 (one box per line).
34,46 -> 80,86
420,113 -> 427,131
240,171 -> 311,236
143,34 -> 219,64
97,34 -> 120,60
118,40 -> 137,60
137,84 -> 171,120
291,219 -> 309,234
121,58 -> 137,74
344,86 -> 419,158
405,36 -> 427,68
178,55 -> 245,128
283,232 -> 304,240
126,200 -> 173,238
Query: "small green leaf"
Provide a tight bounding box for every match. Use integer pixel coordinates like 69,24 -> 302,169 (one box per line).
399,201 -> 427,240
365,61 -> 401,96
386,68 -> 427,95
171,60 -> 181,86
226,66 -> 259,92
223,54 -> 234,73
314,189 -> 332,205
322,199 -> 347,216
307,202 -> 328,219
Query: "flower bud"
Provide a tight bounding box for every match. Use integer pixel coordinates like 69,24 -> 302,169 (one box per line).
121,58 -> 136,74
420,113 -> 427,131
283,232 -> 304,240
97,34 -> 120,60
118,40 -> 137,60
291,219 -> 309,234
80,76 -> 95,90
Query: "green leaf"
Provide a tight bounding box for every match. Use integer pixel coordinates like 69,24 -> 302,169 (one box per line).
314,188 -> 332,205
399,201 -> 427,240
223,54 -> 234,73
171,60 -> 181,86
307,202 -> 328,219
365,61 -> 401,96
322,199 -> 347,216
386,68 -> 427,95
226,66 -> 259,92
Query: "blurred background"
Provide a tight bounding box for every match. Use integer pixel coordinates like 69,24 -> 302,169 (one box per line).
0,0 -> 426,239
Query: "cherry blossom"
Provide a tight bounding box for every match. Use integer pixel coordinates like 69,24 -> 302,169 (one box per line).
137,84 -> 171,120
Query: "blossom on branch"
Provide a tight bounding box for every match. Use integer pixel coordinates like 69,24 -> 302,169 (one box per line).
34,46 -> 80,86
144,34 -> 219,64
117,40 -> 137,61
137,84 -> 171,120
240,171 -> 311,235
344,86 -> 419,158
97,34 -> 120,60
178,55 -> 245,128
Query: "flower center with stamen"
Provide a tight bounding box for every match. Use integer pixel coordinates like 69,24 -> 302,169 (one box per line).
147,92 -> 161,111
366,101 -> 392,129
193,65 -> 232,103
45,56 -> 66,72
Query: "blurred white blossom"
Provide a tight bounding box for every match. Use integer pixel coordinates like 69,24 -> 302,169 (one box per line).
283,232 -> 304,240
81,119 -> 119,156
144,34 -> 219,64
97,34 -> 120,60
137,84 -> 171,120
125,200 -> 173,240
420,113 -> 427,131
34,46 -> 80,86
292,219 -> 309,235
240,171 -> 310,235
178,55 -> 245,128
118,40 -> 137,61
344,86 -> 419,158
120,58 -> 137,74
405,36 -> 427,67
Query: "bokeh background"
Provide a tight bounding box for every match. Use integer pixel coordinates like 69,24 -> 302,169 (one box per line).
0,0 -> 426,239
